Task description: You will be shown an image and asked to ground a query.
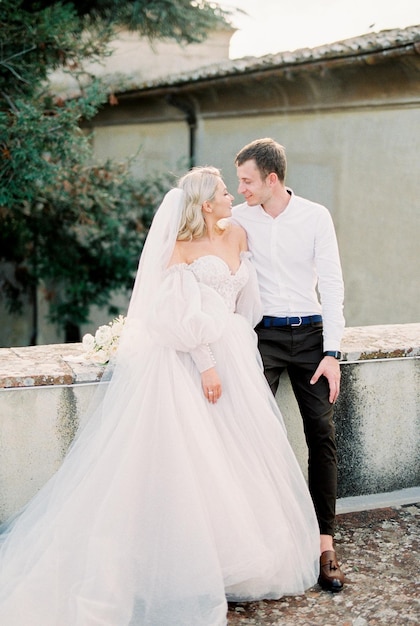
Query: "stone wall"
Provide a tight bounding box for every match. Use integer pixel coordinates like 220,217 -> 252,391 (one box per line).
278,324 -> 420,499
0,324 -> 419,523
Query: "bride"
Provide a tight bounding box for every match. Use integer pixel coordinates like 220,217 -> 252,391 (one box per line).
0,166 -> 319,625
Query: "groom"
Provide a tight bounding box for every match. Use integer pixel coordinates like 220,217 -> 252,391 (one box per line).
232,138 -> 345,592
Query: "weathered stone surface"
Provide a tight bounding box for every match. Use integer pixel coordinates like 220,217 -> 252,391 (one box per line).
335,356 -> 420,497
0,382 -> 99,521
342,323 -> 420,362
0,325 -> 418,517
0,343 -> 104,388
1,324 -> 418,388
227,503 -> 420,625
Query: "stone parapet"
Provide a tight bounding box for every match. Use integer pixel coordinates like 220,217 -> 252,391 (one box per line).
0,324 -> 419,522
1,323 -> 419,389
340,323 -> 420,362
0,343 -> 103,388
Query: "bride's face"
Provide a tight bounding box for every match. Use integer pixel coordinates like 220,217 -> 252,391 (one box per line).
208,179 -> 234,219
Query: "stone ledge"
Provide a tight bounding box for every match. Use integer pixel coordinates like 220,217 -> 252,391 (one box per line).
0,343 -> 104,389
341,322 -> 420,361
0,323 -> 419,389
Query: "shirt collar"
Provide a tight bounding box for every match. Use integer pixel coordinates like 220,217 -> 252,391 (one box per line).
256,187 -> 294,218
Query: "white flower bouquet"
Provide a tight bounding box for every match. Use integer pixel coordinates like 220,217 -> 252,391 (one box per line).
81,315 -> 126,365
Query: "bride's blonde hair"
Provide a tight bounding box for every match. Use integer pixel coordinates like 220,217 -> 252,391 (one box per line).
176,166 -> 222,240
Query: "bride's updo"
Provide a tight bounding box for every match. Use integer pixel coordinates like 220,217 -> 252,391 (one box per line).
176,166 -> 222,240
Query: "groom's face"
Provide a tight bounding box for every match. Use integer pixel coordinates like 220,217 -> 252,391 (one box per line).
236,160 -> 271,207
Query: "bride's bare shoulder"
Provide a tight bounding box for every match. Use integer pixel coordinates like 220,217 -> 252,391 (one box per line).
227,222 -> 248,250
167,241 -> 187,267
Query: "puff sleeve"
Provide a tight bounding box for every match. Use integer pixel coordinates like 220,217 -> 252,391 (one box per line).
147,265 -> 229,372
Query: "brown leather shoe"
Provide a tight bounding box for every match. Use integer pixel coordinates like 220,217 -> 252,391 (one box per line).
318,550 -> 344,592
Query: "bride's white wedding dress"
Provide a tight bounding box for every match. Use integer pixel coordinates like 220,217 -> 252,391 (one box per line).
0,252 -> 319,626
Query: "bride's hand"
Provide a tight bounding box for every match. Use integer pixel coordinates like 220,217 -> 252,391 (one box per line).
201,367 -> 222,404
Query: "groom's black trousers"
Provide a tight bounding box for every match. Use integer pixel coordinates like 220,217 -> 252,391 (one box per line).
255,319 -> 337,537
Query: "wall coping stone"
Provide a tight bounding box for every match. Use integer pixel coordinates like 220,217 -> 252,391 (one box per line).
340,323 -> 420,361
1,323 -> 419,389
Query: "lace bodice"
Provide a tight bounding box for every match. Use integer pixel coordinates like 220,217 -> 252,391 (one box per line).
153,252 -> 262,371
184,255 -> 249,313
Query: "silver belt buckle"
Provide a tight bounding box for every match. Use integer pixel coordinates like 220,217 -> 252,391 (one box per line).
291,316 -> 302,327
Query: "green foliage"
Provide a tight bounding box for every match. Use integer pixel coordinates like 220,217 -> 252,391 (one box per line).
0,1 -> 113,98
0,87 -> 105,207
0,0 -> 226,342
35,162 -> 175,329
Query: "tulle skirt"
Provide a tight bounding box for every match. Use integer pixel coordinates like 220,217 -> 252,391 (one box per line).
0,313 -> 319,625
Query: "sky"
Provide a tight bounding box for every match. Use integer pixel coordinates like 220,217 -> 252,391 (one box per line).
218,0 -> 420,58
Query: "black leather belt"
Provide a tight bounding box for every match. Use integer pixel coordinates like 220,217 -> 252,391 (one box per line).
260,315 -> 323,328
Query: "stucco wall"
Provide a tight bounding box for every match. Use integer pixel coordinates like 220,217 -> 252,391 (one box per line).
93,120 -> 189,179
173,107 -> 420,328
4,102 -> 418,345
50,28 -> 234,98
89,104 -> 420,330
0,384 -> 94,518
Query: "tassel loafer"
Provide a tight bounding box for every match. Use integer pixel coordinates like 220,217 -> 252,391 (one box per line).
318,550 -> 344,592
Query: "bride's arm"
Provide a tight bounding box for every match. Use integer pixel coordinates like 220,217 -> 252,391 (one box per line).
147,266 -> 228,402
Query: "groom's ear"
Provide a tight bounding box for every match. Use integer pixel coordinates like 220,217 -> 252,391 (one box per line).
266,172 -> 278,187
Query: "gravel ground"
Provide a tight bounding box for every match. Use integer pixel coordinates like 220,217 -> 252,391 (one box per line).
227,503 -> 420,626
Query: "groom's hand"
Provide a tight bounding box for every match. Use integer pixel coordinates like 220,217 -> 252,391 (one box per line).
310,357 -> 341,404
